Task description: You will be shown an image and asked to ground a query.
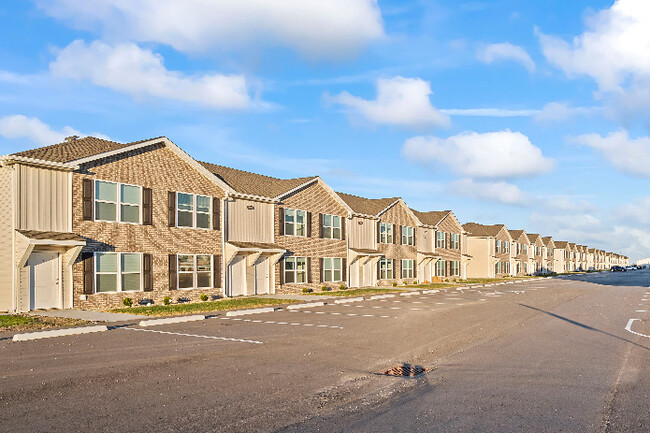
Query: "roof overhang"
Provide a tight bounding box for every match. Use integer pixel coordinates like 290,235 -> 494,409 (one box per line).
0,155 -> 79,171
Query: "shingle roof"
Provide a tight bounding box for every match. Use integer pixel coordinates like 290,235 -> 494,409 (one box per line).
509,229 -> 525,240
200,162 -> 317,198
554,241 -> 569,248
227,241 -> 285,251
527,233 -> 542,243
11,136 -> 163,163
336,192 -> 399,216
462,222 -> 506,237
410,209 -> 450,226
17,229 -> 85,242
542,236 -> 554,246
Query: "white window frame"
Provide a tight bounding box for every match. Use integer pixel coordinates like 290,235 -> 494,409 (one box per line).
177,254 -> 213,290
450,233 -> 460,249
451,260 -> 460,276
436,231 -> 446,249
284,256 -> 308,284
176,192 -> 212,230
495,240 -> 501,253
94,180 -> 142,224
504,241 -> 510,253
504,261 -> 510,274
322,257 -> 343,282
379,222 -> 394,244
322,214 -> 342,240
379,258 -> 393,279
436,259 -> 446,277
401,259 -> 414,279
284,208 -> 308,237
94,252 -> 143,293
495,261 -> 502,274
401,226 -> 415,246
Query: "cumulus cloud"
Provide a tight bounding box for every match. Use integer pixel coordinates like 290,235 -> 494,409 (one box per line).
50,40 -> 253,110
573,130 -> 650,177
448,179 -> 529,206
533,102 -> 597,123
329,76 -> 451,129
0,114 -> 109,146
37,0 -> 384,60
477,42 -> 536,72
402,130 -> 554,179
441,108 -> 539,117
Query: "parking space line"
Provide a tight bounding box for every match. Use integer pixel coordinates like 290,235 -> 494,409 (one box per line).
289,310 -> 394,318
123,327 -> 263,344
220,317 -> 342,329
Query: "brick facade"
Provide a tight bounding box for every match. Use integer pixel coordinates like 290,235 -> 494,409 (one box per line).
375,202 -> 418,286
434,215 -> 463,281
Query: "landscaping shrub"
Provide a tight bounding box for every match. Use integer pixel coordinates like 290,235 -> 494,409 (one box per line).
339,284 -> 347,290
200,293 -> 209,301
163,296 -> 171,305
392,282 -> 397,287
122,297 -> 133,307
302,287 -> 313,293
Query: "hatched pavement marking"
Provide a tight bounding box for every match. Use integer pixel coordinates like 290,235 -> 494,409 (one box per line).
123,327 -> 263,344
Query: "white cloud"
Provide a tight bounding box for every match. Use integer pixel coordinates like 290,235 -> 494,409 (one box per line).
402,130 -> 554,179
37,0 -> 384,60
0,114 -> 109,146
50,40 -> 253,110
329,76 -> 451,129
441,108 -> 539,117
533,102 -> 596,122
477,42 -> 536,72
448,179 -> 529,205
573,130 -> 650,177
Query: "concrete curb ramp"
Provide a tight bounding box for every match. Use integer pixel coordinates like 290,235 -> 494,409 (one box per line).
13,325 -> 109,342
226,307 -> 275,317
139,315 -> 205,327
287,302 -> 326,310
333,297 -> 364,304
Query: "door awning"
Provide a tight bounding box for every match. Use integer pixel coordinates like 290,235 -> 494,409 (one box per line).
224,241 -> 286,266
17,230 -> 86,246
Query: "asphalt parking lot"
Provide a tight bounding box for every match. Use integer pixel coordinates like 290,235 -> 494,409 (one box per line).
1,274 -> 648,432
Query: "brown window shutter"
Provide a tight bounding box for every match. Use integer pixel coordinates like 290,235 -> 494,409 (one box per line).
168,192 -> 176,227
393,224 -> 398,244
279,258 -> 285,285
213,254 -> 222,288
378,259 -> 382,279
413,229 -> 417,246
307,257 -> 312,283
168,254 -> 177,290
306,211 -> 312,237
319,213 -> 324,238
397,225 -> 402,245
413,261 -> 417,278
279,208 -> 285,236
82,252 -> 94,294
142,188 -> 153,225
82,179 -> 93,221
341,258 -> 347,282
377,221 -> 381,243
394,259 -> 400,279
320,258 -> 324,282
212,197 -> 220,230
143,254 -> 153,291
341,217 -> 346,240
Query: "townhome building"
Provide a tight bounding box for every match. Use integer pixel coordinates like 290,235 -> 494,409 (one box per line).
509,230 -> 531,276
462,223 -> 512,278
587,248 -> 596,270
527,234 -> 546,274
568,243 -> 578,271
542,236 -> 558,273
576,245 -> 588,271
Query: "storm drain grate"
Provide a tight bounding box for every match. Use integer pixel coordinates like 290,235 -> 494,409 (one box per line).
379,364 -> 429,378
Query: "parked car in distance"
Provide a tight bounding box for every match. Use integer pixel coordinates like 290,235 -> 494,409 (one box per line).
611,266 -> 626,272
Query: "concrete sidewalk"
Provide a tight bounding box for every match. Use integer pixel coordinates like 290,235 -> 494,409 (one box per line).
28,309 -> 148,322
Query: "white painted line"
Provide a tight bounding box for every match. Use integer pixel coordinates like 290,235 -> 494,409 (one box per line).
220,316 -> 342,329
625,319 -> 650,338
12,325 -> 108,342
635,310 -> 648,313
123,327 -> 263,344
139,315 -> 205,327
286,302 -> 326,310
226,307 -> 275,317
435,302 -> 446,305
290,310 -> 393,319
370,294 -> 395,299
334,297 -> 364,304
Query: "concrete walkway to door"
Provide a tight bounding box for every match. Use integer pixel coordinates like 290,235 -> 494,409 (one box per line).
28,309 -> 149,323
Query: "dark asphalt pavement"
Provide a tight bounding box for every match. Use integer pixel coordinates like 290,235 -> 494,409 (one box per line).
1,272 -> 648,432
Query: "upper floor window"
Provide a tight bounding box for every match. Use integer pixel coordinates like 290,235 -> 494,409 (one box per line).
178,254 -> 212,289
450,233 -> 460,249
401,259 -> 414,279
95,180 -> 141,224
495,240 -> 501,253
379,222 -> 394,244
95,252 -> 142,293
177,192 -> 211,229
322,214 -> 342,240
379,258 -> 393,279
436,232 -> 446,249
504,241 -> 510,253
401,226 -> 415,246
284,209 -> 307,237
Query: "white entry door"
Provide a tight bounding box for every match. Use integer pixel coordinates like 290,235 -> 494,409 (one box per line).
254,256 -> 270,295
228,254 -> 246,296
29,251 -> 60,310
361,260 -> 372,287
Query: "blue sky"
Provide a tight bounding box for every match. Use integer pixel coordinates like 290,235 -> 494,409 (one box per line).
1,0 -> 649,261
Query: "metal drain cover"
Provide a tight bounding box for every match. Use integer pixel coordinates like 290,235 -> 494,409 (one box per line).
380,364 -> 429,377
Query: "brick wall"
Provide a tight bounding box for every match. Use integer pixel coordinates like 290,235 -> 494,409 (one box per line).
376,202 -> 418,286
435,215 -> 462,281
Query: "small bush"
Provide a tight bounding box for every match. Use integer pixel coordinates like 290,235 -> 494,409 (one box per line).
392,281 -> 397,287
177,297 -> 191,303
122,297 -> 133,307
339,284 -> 347,290
163,296 -> 171,305
321,285 -> 328,291
302,287 -> 313,293
402,281 -> 407,285
200,293 -> 209,301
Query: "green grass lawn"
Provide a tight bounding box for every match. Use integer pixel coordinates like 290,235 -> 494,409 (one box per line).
0,314 -> 89,332
111,297 -> 301,317
306,288 -> 407,296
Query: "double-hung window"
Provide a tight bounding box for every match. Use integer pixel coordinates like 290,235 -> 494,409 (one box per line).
95,252 -> 142,293
322,258 -> 342,282
495,261 -> 502,274
284,209 -> 307,237
435,232 -> 446,249
495,241 -> 501,253
284,257 -> 307,283
451,260 -> 460,276
436,260 -> 446,277
177,254 -> 212,289
177,193 -> 211,229
95,180 -> 141,223
450,233 -> 460,249
379,223 -> 393,244
504,261 -> 510,274
401,226 -> 415,246
322,214 -> 342,239
379,258 -> 393,279
401,259 -> 414,279
504,241 -> 510,254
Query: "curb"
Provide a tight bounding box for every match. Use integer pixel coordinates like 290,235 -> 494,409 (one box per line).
287,302 -> 326,310
139,315 -> 205,327
370,294 -> 395,299
226,307 -> 275,317
333,297 -> 364,304
13,325 -> 109,342
421,289 -> 440,294
400,291 -> 421,296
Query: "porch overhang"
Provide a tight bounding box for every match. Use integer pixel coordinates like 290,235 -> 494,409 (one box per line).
416,251 -> 440,265
349,248 -> 383,265
224,241 -> 286,266
15,230 -> 86,267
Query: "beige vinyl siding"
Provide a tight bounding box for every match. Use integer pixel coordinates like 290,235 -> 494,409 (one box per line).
417,227 -> 434,253
0,166 -> 14,311
226,197 -> 274,243
465,237 -> 490,278
17,164 -> 71,232
348,216 -> 375,249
